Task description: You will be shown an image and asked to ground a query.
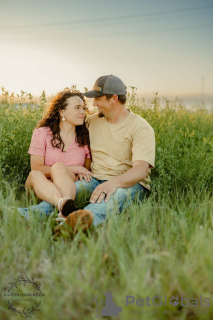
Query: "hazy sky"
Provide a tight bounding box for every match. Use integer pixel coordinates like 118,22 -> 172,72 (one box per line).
0,0 -> 213,97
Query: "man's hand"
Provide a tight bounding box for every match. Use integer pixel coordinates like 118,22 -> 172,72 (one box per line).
90,180 -> 118,204
89,161 -> 150,204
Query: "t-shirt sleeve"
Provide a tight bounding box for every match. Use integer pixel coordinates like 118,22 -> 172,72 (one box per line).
28,128 -> 46,156
84,145 -> 91,159
132,124 -> 155,168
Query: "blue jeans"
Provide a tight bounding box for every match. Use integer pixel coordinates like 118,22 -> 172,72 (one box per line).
17,178 -> 148,226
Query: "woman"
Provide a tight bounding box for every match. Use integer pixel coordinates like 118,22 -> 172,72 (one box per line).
25,89 -> 93,219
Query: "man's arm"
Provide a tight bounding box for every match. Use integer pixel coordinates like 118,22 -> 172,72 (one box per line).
90,160 -> 149,204
111,160 -> 149,189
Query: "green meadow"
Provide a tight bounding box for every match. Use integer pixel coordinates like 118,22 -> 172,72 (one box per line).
0,88 -> 213,320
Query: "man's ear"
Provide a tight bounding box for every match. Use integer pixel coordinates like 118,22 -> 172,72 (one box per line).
112,95 -> 118,103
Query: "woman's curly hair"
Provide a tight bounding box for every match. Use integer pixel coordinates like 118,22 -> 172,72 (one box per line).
36,89 -> 90,151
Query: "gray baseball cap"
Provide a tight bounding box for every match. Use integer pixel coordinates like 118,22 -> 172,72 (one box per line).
83,75 -> 127,98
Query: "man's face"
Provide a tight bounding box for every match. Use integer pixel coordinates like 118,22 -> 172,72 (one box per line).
93,95 -> 113,118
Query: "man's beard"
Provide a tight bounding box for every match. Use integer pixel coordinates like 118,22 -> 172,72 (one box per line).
98,111 -> 104,118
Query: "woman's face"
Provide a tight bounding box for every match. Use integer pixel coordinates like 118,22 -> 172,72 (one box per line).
60,96 -> 86,126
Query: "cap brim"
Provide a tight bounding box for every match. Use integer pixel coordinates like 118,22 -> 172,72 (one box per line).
83,90 -> 104,98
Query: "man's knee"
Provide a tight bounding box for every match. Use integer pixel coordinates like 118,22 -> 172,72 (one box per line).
108,187 -> 129,202
114,185 -> 143,200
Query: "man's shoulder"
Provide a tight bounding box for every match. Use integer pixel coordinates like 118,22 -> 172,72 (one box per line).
129,111 -> 154,132
87,112 -> 99,121
87,113 -> 102,125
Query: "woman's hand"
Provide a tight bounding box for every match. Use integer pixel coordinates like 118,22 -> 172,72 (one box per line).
78,173 -> 93,183
69,166 -> 93,175
75,174 -> 79,182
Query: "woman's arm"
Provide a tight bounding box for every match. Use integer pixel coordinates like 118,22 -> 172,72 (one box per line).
76,158 -> 92,182
30,155 -> 51,178
68,158 -> 92,175
84,158 -> 91,171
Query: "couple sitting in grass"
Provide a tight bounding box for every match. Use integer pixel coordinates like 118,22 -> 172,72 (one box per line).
22,75 -> 155,233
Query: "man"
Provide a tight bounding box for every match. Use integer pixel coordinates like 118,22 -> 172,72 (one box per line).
19,75 -> 155,232
59,74 -> 155,230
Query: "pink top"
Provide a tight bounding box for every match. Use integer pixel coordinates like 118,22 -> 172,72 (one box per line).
28,127 -> 91,166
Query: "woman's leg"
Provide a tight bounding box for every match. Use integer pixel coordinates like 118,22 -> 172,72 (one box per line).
50,162 -> 76,200
25,170 -> 62,207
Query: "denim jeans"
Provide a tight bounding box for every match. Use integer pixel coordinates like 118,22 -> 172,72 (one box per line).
17,178 -> 148,226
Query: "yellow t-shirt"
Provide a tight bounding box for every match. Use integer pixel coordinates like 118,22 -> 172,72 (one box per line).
87,110 -> 155,190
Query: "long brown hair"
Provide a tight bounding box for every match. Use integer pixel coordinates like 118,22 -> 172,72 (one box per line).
36,90 -> 90,151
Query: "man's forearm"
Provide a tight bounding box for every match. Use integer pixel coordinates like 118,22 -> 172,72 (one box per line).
111,164 -> 149,189
90,162 -> 149,204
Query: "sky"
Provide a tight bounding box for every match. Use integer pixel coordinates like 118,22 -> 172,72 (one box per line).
0,0 -> 213,99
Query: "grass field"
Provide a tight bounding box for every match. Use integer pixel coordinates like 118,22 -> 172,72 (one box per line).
0,89 -> 213,320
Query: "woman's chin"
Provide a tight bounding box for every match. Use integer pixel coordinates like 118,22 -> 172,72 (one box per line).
76,120 -> 85,126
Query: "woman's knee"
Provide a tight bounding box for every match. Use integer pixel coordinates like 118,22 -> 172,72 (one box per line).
25,174 -> 32,189
51,162 -> 75,180
28,170 -> 44,184
51,162 -> 66,174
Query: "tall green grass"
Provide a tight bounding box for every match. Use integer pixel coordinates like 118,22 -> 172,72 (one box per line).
0,89 -> 212,319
